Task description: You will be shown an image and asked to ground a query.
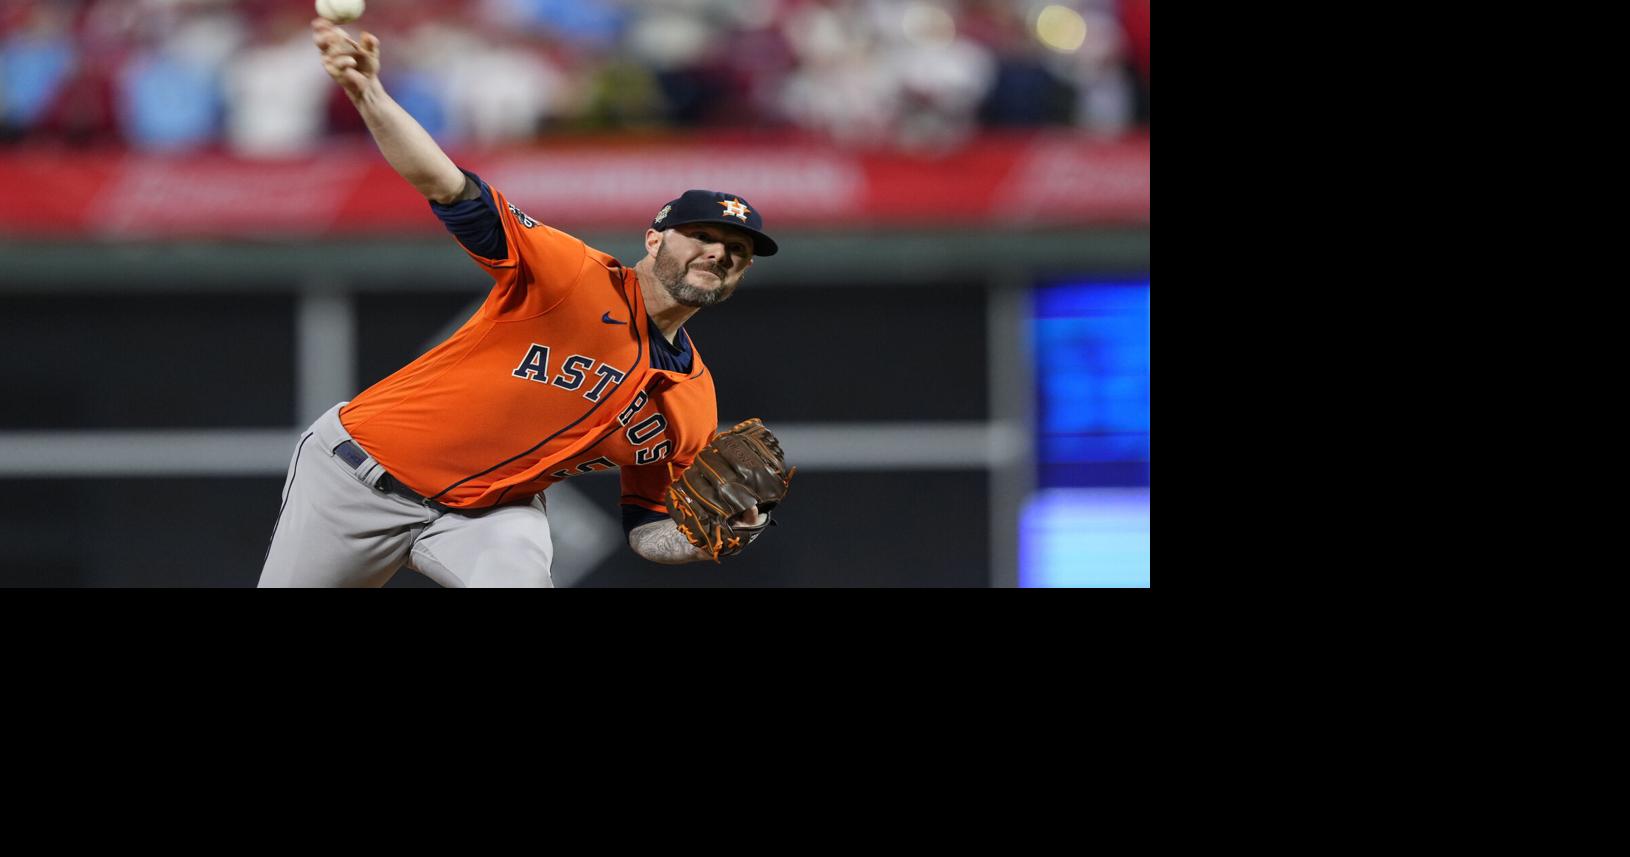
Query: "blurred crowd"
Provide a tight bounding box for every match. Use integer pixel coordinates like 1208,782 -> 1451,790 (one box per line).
0,0 -> 1149,155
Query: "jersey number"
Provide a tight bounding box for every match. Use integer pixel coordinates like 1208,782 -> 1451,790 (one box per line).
536,373 -> 676,479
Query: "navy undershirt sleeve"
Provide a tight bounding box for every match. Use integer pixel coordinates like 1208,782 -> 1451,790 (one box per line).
622,504 -> 670,536
429,169 -> 507,260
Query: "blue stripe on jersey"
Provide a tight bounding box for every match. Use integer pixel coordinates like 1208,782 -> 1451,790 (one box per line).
648,318 -> 694,374
429,169 -> 507,260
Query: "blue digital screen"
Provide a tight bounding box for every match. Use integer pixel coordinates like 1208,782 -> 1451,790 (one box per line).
1021,279 -> 1150,587
1033,280 -> 1149,488
1020,488 -> 1149,588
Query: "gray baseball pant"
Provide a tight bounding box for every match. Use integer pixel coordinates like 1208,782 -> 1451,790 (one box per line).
259,403 -> 554,588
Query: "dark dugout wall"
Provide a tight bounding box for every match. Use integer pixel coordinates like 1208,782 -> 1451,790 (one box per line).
0,229 -> 1145,587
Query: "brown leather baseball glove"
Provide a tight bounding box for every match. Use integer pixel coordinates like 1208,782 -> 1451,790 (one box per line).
666,418 -> 795,561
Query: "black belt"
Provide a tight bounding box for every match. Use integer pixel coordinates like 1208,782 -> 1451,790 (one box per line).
334,440 -> 451,513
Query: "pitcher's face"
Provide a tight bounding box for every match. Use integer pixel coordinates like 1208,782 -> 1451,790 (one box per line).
650,224 -> 755,307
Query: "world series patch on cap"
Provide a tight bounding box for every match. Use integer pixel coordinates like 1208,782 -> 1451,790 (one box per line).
652,189 -> 779,256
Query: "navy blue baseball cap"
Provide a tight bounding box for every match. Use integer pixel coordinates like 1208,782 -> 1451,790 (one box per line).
651,189 -> 779,256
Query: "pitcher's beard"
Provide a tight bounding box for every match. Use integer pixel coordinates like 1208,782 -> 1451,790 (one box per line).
654,239 -> 738,308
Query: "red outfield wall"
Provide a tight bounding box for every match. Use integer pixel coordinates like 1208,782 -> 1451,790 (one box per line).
0,133 -> 1147,239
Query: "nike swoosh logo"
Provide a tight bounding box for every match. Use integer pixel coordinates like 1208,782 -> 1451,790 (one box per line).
602,312 -> 627,325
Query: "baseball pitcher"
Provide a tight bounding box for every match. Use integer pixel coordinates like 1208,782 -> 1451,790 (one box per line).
259,18 -> 794,587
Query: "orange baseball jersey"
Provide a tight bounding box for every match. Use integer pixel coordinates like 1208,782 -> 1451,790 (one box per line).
339,182 -> 716,513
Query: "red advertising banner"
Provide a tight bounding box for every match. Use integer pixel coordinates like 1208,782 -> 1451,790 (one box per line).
0,133 -> 1147,239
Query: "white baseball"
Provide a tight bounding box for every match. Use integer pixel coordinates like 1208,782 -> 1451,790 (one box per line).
315,0 -> 365,24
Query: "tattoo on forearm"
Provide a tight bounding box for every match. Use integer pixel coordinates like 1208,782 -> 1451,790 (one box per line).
629,520 -> 708,564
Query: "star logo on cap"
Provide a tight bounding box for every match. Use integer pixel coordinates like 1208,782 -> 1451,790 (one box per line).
718,198 -> 751,222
